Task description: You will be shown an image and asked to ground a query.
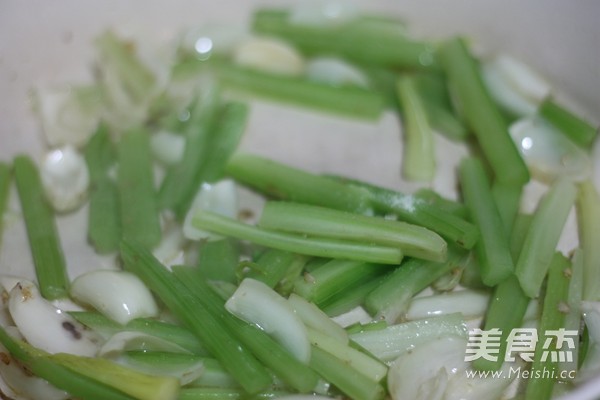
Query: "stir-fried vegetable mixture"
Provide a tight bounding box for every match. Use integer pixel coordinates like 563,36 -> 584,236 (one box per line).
0,4 -> 599,400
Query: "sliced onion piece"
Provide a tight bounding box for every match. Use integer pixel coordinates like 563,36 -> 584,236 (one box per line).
183,180 -> 238,241
150,131 -> 185,166
225,278 -> 310,363
233,37 -> 305,76
70,270 -> 159,325
40,146 -> 90,212
509,116 -> 591,183
306,57 -> 369,87
8,280 -> 99,356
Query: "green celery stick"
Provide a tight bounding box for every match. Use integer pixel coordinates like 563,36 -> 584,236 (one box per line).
309,345 -> 385,400
217,63 -> 386,120
198,238 -> 240,284
294,259 -> 389,307
117,129 -> 161,248
84,126 -> 120,253
459,157 -> 514,286
539,98 -> 598,147
192,211 -> 403,265
525,253 -> 571,400
0,162 -> 10,247
515,179 -> 576,298
322,273 -> 391,317
576,180 -> 600,301
439,37 -> 529,186
396,75 -> 436,181
226,154 -> 373,213
413,188 -> 468,218
252,8 -> 436,70
178,388 -> 282,400
13,155 -> 69,299
559,249 -> 583,377
172,266 -> 320,393
121,241 -> 272,394
244,249 -> 307,291
259,201 -> 447,262
491,181 -> 523,235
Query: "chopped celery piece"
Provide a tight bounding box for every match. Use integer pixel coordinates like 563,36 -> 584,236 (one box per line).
216,63 -> 386,120
178,388 -> 281,400
559,249 -> 583,377
192,211 -> 404,264
0,161 -> 10,247
322,273 -> 390,317
396,75 -> 436,181
197,238 -> 240,284
244,249 -> 307,291
491,181 -> 522,235
439,37 -> 529,186
524,253 -> 571,400
414,187 -> 468,218
515,179 -> 576,298
576,180 -> 600,301
13,155 -> 69,299
259,201 -> 447,262
252,8 -> 436,70
226,153 -> 372,213
121,241 -> 272,394
459,157 -> 514,286
84,126 -> 121,253
117,129 -> 161,248
539,98 -> 598,147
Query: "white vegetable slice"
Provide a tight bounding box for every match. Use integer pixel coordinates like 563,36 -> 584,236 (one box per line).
577,301 -> 600,383
150,131 -> 185,165
288,293 -> 348,344
306,57 -> 369,87
406,290 -> 489,320
443,360 -> 521,400
40,146 -> 90,212
387,336 -> 468,400
225,278 -> 310,363
98,331 -> 191,359
8,280 -> 99,356
183,180 -> 238,241
509,116 -> 591,183
233,37 -> 305,76
70,270 -> 159,325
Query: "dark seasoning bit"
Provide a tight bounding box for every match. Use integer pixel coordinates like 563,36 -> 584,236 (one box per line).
62,321 -> 82,340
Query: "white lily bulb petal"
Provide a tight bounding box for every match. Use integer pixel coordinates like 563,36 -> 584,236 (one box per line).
233,37 -> 305,76
387,336 -> 468,400
493,55 -> 551,103
444,361 -> 520,400
8,280 -> 99,356
226,278 -> 311,363
306,57 -> 369,87
288,293 -> 348,344
40,145 -> 90,212
150,131 -> 185,165
509,116 -> 591,183
70,270 -> 159,325
98,331 -> 191,359
481,63 -> 538,117
152,222 -> 187,269
184,180 -> 238,241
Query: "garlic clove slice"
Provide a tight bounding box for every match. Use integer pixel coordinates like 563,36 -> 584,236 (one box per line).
70,270 -> 159,326
8,280 -> 100,356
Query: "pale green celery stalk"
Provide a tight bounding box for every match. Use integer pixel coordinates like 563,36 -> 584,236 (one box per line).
13,155 -> 69,299
197,238 -> 240,284
309,345 -> 385,400
423,100 -> 468,141
307,328 -> 387,382
117,129 -> 161,248
396,75 -> 436,181
576,180 -> 600,301
438,37 -> 529,186
259,201 -> 447,262
0,325 -> 173,400
491,181 -> 522,235
459,252 -> 485,290
525,253 -> 571,400
515,179 -> 577,298
243,249 -> 307,292
294,259 -> 389,307
68,311 -> 207,355
84,126 -> 121,253
171,266 -> 320,393
158,86 -> 220,213
121,241 -> 272,394
0,162 -> 10,247
459,157 -> 514,286
338,178 -> 479,249
178,388 -> 283,400
217,63 -> 386,120
365,249 -> 467,322
510,213 -> 533,260
559,249 -> 584,377
413,188 -> 468,218
226,154 -> 373,214
95,31 -> 156,103
193,211 -> 403,265
252,9 -> 436,70
350,313 -> 468,362
322,273 -> 390,317
539,98 -> 598,147
288,293 -> 349,344
174,101 -> 249,219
